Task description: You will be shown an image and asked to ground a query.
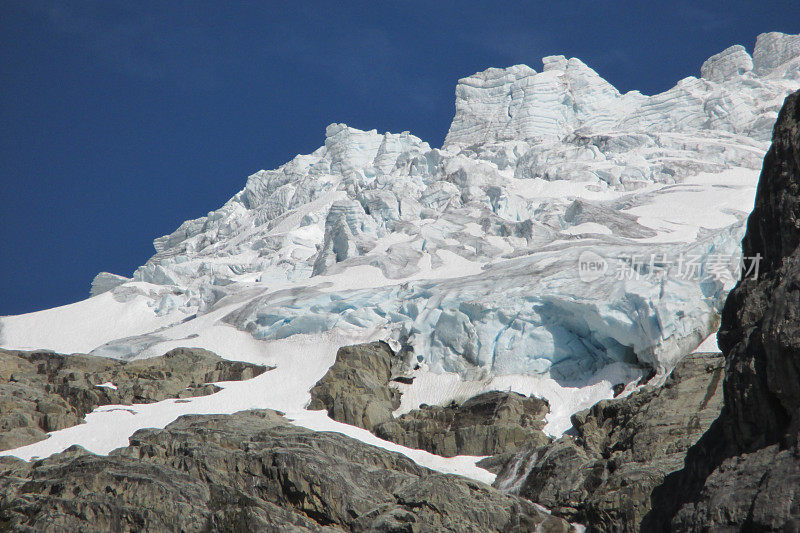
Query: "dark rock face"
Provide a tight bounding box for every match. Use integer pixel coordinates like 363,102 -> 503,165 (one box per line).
493,352 -> 724,532
644,90 -> 800,531
309,342 -> 551,457
375,391 -> 551,457
671,440 -> 800,531
0,409 -> 573,532
720,88 -> 800,453
0,347 -> 269,451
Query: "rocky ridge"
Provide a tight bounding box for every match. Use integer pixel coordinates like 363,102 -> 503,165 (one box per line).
0,409 -> 573,532
0,347 -> 269,451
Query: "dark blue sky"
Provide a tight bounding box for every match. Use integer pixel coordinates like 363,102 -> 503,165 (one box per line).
2,1 -> 798,315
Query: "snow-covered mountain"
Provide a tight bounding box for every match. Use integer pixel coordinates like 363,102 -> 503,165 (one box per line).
2,32 -> 799,463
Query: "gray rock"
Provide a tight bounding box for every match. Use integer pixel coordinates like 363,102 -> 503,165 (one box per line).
309,342 -> 552,458
0,347 -> 269,451
671,440 -> 800,531
495,352 -> 724,532
308,341 -> 402,431
475,450 -> 518,474
0,409 -> 574,532
375,391 -> 551,457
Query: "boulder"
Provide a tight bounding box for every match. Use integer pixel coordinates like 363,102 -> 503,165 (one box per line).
308,341 -> 402,431
375,390 -> 551,457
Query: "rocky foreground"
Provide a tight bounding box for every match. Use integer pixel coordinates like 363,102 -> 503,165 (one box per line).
0,336 -> 729,532
0,409 -> 571,532
0,340 -> 730,532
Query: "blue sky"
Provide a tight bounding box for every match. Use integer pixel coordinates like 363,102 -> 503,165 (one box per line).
2,1 -> 798,315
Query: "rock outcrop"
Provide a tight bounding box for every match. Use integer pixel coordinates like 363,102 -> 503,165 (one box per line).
644,89 -> 800,530
0,409 -> 573,532
491,351 -> 724,531
0,347 -> 269,451
374,390 -> 551,457
309,342 -> 552,457
308,341 -> 402,431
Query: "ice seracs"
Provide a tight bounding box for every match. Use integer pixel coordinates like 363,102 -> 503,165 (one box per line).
752,31 -> 800,76
444,58 -> 630,146
447,33 -> 799,150
12,32 -> 800,375
89,272 -> 131,297
700,45 -> 754,83
1,33 -> 799,459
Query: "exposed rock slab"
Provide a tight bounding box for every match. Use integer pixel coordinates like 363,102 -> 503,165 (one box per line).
493,351 -> 724,531
0,347 -> 269,451
0,409 -> 573,532
670,440 -> 800,531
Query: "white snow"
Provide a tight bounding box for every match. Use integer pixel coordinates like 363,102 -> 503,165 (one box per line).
563,222 -> 613,235
625,168 -> 760,243
693,332 -> 720,353
0,285 -> 183,354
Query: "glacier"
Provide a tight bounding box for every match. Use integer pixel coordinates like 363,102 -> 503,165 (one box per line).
2,32 -> 800,441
